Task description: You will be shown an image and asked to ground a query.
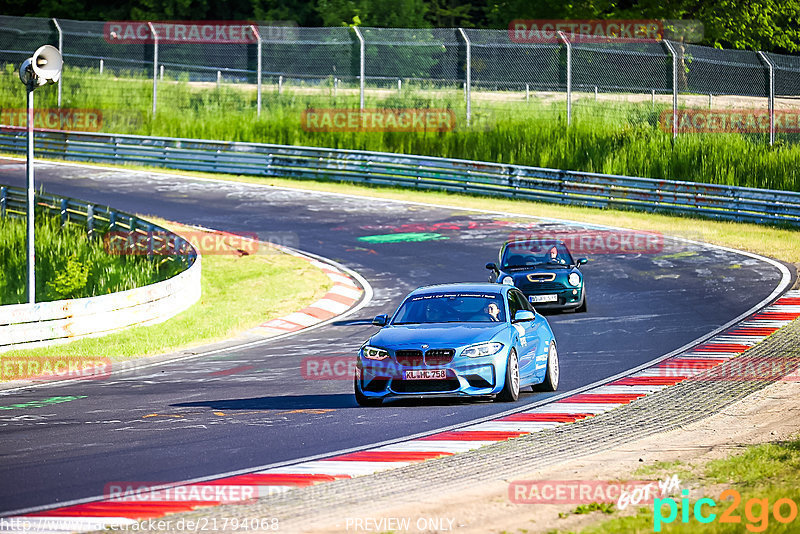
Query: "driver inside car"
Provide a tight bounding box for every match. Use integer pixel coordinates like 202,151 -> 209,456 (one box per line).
484,301 -> 502,322
548,246 -> 566,264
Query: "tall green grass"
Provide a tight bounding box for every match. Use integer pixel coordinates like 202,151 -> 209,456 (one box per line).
0,214 -> 183,304
2,64 -> 798,191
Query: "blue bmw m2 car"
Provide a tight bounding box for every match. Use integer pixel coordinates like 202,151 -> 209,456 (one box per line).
354,283 -> 559,406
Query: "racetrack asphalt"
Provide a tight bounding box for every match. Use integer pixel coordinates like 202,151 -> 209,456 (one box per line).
0,159 -> 791,514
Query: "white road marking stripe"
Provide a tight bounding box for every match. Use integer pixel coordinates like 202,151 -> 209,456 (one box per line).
256,460 -> 411,476
370,440 -> 496,453
308,299 -> 350,314
708,335 -> 763,345
526,403 -> 622,414
737,320 -> 792,328
679,352 -> 739,359
328,285 -> 362,300
280,312 -> 320,327
589,385 -> 668,394
327,273 -> 357,286
764,305 -> 800,312
463,421 -> 561,432
634,368 -> 705,377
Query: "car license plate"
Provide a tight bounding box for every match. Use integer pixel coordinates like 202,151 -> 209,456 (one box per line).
529,294 -> 558,303
404,369 -> 447,380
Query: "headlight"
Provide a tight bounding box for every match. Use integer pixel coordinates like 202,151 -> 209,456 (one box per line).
362,346 -> 389,360
501,276 -> 514,285
462,342 -> 504,358
568,272 -> 581,286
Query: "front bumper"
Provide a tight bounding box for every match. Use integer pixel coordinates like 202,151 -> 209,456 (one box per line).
356,358 -> 502,399
524,287 -> 583,310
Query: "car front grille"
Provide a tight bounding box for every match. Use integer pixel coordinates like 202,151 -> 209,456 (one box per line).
425,348 -> 455,365
391,379 -> 461,393
395,349 -> 424,367
526,273 -> 556,282
520,281 -> 566,292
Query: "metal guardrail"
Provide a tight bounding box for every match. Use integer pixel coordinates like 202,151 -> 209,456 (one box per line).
1,128 -> 799,227
0,182 -> 201,352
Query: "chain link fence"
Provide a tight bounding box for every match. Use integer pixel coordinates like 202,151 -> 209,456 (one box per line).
1,15 -> 800,143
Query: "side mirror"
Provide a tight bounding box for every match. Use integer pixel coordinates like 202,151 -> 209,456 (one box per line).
577,258 -> 588,266
485,262 -> 498,271
513,310 -> 535,322
372,314 -> 389,327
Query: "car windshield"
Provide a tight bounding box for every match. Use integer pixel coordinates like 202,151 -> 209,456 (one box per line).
501,241 -> 574,268
392,292 -> 506,324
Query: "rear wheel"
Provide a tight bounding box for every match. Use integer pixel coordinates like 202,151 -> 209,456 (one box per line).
535,341 -> 559,392
354,375 -> 382,407
495,349 -> 520,402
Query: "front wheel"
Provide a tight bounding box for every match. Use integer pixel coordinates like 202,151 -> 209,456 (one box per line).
495,349 -> 520,402
575,291 -> 587,313
535,341 -> 559,392
354,375 -> 382,407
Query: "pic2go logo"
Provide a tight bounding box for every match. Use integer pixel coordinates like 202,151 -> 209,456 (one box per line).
654,489 -> 799,532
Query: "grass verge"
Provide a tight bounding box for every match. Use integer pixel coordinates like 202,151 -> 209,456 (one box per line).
576,436 -> 800,533
0,213 -> 183,304
0,220 -> 332,371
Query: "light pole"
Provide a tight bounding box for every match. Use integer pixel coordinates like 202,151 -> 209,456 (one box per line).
18,44 -> 63,304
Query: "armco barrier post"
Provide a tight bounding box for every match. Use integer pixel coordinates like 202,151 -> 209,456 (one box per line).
557,31 -> 572,126
353,26 -> 365,110
60,198 -> 68,225
252,25 -> 262,118
662,40 -> 678,139
148,22 -> 158,115
458,28 -> 471,127
86,204 -> 94,239
52,18 -> 62,108
757,51 -> 775,146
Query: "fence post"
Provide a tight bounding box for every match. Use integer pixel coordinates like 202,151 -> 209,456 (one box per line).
458,28 -> 472,127
60,198 -> 68,226
557,31 -> 572,126
86,204 -> 94,239
148,22 -> 159,115
52,18 -> 63,108
252,25 -> 262,117
758,51 -> 775,146
353,27 -> 365,110
662,40 -> 678,139
100,58 -> 104,74
0,186 -> 6,218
